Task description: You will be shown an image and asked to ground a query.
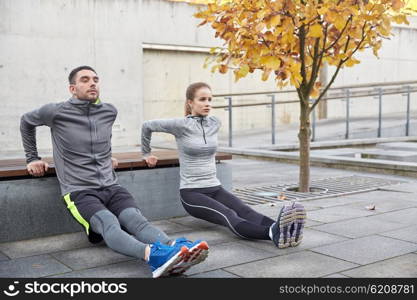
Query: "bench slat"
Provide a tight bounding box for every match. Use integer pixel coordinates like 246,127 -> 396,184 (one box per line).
0,150 -> 232,178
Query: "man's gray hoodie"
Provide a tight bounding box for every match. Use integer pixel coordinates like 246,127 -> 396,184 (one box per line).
20,97 -> 118,195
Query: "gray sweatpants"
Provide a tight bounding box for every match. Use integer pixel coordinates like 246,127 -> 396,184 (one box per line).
90,207 -> 171,260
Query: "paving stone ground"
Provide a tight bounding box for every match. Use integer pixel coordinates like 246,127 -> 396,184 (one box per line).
1,157 -> 417,278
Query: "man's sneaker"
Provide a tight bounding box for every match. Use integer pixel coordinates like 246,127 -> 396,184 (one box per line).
147,241 -> 188,278
289,202 -> 306,247
271,204 -> 296,248
169,237 -> 209,275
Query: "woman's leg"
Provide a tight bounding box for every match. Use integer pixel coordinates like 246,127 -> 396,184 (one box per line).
212,186 -> 275,227
180,188 -> 271,240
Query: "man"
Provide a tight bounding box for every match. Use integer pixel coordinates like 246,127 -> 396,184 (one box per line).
20,66 -> 208,278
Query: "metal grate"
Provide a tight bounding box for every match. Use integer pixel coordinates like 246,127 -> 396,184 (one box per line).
233,175 -> 407,205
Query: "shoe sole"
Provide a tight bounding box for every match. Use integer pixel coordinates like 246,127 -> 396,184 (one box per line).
277,205 -> 297,249
152,246 -> 189,278
169,241 -> 209,275
290,203 -> 306,247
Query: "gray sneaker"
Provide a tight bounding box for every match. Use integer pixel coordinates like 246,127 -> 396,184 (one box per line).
271,204 -> 296,248
289,202 -> 306,247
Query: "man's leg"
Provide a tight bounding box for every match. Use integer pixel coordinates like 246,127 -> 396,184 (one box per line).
89,209 -> 148,259
118,207 -> 171,245
106,185 -> 209,275
105,185 -> 172,245
66,189 -> 194,278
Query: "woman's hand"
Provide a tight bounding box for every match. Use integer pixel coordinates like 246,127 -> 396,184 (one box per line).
145,155 -> 158,168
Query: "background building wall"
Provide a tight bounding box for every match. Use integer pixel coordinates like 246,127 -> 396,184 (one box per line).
1,0 -> 416,154
0,0 -> 143,154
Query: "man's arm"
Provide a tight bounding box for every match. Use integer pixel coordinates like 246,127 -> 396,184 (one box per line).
20,103 -> 57,176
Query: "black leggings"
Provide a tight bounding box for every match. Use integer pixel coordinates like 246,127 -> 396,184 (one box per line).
180,185 -> 275,240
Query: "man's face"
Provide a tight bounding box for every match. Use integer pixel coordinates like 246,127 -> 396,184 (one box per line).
69,69 -> 100,101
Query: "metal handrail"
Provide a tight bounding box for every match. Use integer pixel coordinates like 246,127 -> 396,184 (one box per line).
212,80 -> 417,98
213,81 -> 417,147
212,86 -> 417,109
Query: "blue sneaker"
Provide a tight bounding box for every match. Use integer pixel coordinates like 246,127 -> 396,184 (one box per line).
170,237 -> 209,275
147,241 -> 188,278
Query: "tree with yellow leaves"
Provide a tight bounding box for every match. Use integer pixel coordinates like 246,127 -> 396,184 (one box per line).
195,0 -> 413,192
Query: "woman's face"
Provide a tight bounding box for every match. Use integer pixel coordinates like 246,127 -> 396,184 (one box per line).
188,87 -> 212,117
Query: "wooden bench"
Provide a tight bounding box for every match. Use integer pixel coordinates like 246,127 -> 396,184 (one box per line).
0,150 -> 232,243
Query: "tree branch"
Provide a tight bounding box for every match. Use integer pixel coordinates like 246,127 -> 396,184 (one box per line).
299,25 -> 308,94
324,15 -> 353,52
310,18 -> 370,113
306,37 -> 321,95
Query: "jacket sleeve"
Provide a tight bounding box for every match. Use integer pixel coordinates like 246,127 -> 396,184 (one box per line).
141,118 -> 184,158
20,103 -> 58,163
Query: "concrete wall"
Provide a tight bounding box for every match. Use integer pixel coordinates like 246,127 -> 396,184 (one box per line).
0,0 -> 143,153
0,163 -> 232,242
1,0 -> 417,155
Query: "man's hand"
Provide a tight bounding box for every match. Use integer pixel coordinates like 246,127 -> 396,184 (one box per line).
111,157 -> 118,169
145,155 -> 158,168
27,160 -> 49,177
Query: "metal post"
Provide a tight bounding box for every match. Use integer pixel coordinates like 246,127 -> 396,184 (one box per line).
405,86 -> 411,136
378,88 -> 383,138
268,94 -> 276,144
225,97 -> 233,147
377,88 -> 383,138
345,89 -> 350,139
311,99 -> 316,142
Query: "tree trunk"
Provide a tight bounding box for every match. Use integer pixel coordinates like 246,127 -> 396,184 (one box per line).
298,97 -> 311,192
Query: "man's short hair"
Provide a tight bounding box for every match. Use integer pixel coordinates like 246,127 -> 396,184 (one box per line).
68,66 -> 97,84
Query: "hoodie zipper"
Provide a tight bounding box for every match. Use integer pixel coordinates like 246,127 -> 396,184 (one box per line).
200,118 -> 207,144
87,105 -> 101,183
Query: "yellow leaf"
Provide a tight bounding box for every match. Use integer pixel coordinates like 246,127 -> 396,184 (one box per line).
261,68 -> 272,81
209,47 -> 217,54
260,56 -> 281,69
391,0 -> 405,11
325,10 -> 337,23
289,61 -> 301,75
344,57 -> 360,67
264,31 -> 275,41
393,14 -> 409,25
211,65 -> 219,73
317,7 -> 328,15
234,64 -> 250,81
219,64 -> 228,73
270,15 -> 281,28
310,86 -> 319,98
309,24 -> 323,38
334,18 -> 347,31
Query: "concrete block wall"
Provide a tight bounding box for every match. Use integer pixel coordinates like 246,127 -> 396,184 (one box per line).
0,163 -> 232,243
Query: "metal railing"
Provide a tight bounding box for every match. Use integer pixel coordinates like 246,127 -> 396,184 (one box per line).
212,80 -> 417,147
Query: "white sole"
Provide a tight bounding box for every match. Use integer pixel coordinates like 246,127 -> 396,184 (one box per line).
170,241 -> 209,275
152,247 -> 188,278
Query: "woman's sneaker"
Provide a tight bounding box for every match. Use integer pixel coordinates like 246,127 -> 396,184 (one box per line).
169,238 -> 209,275
147,241 -> 189,278
271,204 -> 296,248
289,202 -> 306,247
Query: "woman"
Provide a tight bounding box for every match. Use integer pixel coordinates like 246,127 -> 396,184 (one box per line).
141,82 -> 306,248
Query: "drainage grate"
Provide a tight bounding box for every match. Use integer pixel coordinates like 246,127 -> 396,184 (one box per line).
233,175 -> 406,205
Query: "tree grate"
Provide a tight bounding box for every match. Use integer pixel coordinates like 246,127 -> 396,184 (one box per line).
233,175 -> 407,205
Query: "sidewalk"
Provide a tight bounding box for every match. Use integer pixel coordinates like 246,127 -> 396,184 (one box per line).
1,157 -> 416,278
